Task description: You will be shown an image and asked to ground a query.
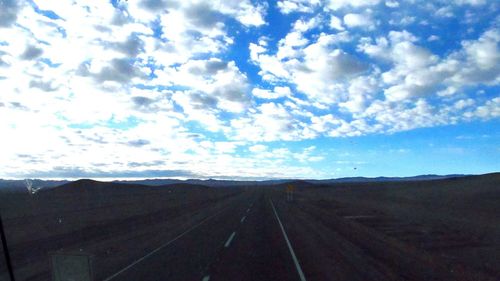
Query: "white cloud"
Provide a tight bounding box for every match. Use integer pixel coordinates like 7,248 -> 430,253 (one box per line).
152,57 -> 251,114
249,41 -> 291,81
389,16 -> 415,26
327,0 -> 381,10
343,13 -> 375,29
277,0 -> 321,14
470,97 -> 500,119
329,16 -> 345,31
385,1 -> 399,8
293,146 -> 325,162
250,32 -> 364,106
339,75 -> 379,113
252,86 -> 292,99
0,0 -> 25,27
230,102 -> 308,142
127,0 -> 266,27
225,1 -> 267,27
276,31 -> 309,59
358,30 -> 454,101
293,17 -> 321,32
460,28 -> 500,75
435,6 -> 454,18
249,144 -> 267,153
428,35 -> 440,41
294,34 -> 365,98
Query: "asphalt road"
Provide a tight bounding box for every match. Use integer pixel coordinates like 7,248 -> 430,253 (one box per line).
98,187 -> 495,281
104,188 -> 301,281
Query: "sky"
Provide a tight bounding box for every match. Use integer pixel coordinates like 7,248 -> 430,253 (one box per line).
0,0 -> 499,180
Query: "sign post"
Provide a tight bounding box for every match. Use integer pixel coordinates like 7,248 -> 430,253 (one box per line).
286,184 -> 295,202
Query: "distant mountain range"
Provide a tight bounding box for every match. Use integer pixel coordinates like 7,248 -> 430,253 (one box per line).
305,174 -> 470,184
0,179 -> 69,193
115,174 -> 470,187
0,174 -> 476,192
113,178 -> 293,187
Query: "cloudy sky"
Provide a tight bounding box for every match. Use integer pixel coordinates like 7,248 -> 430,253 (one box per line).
0,0 -> 499,180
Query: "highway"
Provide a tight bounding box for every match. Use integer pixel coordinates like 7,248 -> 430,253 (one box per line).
96,187 -> 493,281
102,189 -> 302,281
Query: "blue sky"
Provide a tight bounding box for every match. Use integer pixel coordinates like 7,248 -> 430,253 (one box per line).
0,0 -> 498,180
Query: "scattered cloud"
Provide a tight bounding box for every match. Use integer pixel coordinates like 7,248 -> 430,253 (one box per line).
329,16 -> 345,31
277,0 -> 321,14
252,86 -> 291,99
326,0 -> 381,11
0,0 -> 498,179
0,0 -> 22,27
343,13 -> 375,29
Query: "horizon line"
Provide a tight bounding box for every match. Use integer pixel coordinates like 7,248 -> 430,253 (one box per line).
3,172 -> 499,183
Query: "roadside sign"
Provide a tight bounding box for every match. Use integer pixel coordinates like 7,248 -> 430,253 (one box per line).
286,184 -> 295,201
51,252 -> 93,281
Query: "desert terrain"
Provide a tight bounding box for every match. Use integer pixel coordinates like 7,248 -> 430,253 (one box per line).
0,173 -> 499,280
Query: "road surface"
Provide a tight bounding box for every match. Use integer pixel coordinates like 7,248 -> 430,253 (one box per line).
102,189 -> 300,281
96,187 -> 487,281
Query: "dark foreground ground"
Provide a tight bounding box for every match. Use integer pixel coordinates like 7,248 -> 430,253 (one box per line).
0,173 -> 499,281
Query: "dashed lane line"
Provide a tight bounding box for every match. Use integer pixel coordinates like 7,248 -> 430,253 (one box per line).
270,199 -> 307,281
202,275 -> 210,281
103,207 -> 230,281
224,232 -> 237,248
241,216 -> 246,223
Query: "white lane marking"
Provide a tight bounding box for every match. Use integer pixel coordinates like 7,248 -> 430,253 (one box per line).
246,208 -> 250,213
202,275 -> 210,281
240,216 -> 246,223
103,207 -> 229,281
270,199 -> 307,281
224,231 -> 236,248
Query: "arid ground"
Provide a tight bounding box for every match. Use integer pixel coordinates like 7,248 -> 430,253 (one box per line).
1,173 -> 499,281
